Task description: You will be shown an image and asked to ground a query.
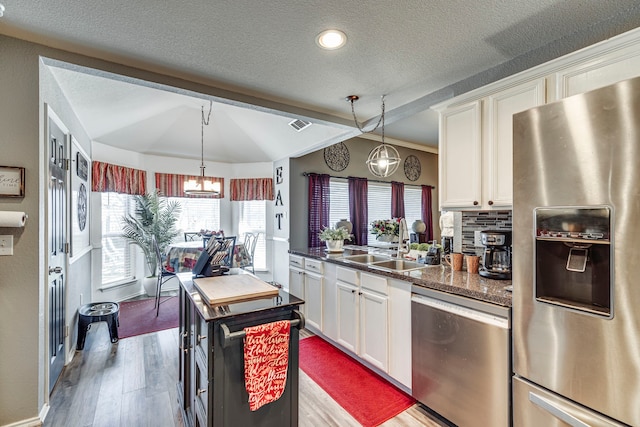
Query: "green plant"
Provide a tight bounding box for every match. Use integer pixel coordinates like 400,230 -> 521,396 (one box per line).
318,226 -> 352,241
410,243 -> 419,250
417,243 -> 430,252
121,190 -> 181,276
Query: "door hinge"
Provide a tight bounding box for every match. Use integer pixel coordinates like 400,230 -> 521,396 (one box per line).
65,325 -> 69,337
64,243 -> 70,254
64,159 -> 70,171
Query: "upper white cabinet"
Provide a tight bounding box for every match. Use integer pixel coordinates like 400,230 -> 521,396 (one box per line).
438,78 -> 546,210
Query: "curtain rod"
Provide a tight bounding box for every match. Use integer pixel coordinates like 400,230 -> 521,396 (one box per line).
302,172 -> 435,189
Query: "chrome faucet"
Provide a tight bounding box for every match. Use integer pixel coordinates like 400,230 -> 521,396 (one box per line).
397,218 -> 410,258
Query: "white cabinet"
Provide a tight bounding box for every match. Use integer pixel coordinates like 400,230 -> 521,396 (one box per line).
359,273 -> 388,371
303,259 -> 324,332
336,268 -> 389,372
322,262 -> 338,341
438,78 -> 546,210
387,279 -> 412,388
288,255 -> 305,315
336,267 -> 359,353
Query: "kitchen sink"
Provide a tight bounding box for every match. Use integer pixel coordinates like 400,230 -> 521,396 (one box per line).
369,259 -> 428,273
341,254 -> 393,264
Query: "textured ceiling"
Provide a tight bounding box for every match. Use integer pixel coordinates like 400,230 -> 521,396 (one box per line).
2,0 -> 640,162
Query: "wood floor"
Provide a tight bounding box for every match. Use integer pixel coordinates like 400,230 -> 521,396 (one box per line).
45,324 -> 446,427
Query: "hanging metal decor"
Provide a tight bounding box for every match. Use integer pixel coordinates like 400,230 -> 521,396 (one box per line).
323,142 -> 350,172
404,154 -> 421,181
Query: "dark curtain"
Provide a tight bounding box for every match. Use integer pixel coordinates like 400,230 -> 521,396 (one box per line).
391,181 -> 405,218
308,173 -> 330,248
348,177 -> 369,246
421,185 -> 434,240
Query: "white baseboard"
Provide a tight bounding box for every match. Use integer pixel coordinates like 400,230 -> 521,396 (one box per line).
4,410 -> 46,427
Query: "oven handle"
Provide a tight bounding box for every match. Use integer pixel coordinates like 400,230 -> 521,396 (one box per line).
411,294 -> 508,329
529,392 -> 589,427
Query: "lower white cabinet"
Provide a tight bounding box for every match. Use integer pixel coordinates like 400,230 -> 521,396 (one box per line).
322,262 -> 338,340
288,266 -> 305,314
359,286 -> 388,371
336,279 -> 358,353
387,279 -> 412,388
304,270 -> 323,331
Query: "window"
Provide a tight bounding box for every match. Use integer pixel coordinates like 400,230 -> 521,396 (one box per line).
101,192 -> 134,285
404,186 -> 423,233
367,182 -> 392,245
238,200 -> 267,270
169,197 -> 220,238
329,178 -> 349,230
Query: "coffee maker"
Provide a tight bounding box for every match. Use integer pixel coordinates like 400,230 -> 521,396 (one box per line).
479,230 -> 512,280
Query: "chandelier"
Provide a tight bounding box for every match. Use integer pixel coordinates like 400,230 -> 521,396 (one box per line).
346,95 -> 401,178
184,101 -> 221,196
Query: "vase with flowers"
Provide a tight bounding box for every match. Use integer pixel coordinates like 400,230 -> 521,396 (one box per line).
370,218 -> 401,242
318,226 -> 352,252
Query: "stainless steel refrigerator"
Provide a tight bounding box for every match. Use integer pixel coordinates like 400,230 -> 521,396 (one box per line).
512,76 -> 640,426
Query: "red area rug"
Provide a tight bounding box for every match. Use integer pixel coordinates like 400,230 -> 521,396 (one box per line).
117,297 -> 179,339
299,336 -> 415,427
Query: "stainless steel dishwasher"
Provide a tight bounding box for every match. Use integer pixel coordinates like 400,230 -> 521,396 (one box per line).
411,285 -> 511,427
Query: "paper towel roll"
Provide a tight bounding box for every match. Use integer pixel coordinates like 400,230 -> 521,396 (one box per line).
0,211 -> 27,227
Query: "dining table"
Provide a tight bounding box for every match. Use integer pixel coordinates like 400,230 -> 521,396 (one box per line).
165,240 -> 250,273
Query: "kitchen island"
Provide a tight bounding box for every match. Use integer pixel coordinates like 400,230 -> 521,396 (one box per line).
177,271 -> 304,427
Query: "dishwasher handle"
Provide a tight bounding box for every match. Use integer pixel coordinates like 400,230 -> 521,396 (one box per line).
411,294 -> 509,329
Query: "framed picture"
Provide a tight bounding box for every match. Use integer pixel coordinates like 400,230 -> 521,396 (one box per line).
0,166 -> 25,197
70,137 -> 91,259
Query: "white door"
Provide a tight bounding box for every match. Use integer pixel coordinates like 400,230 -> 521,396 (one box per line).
359,289 -> 388,371
304,271 -> 323,331
47,112 -> 68,393
336,281 -> 358,353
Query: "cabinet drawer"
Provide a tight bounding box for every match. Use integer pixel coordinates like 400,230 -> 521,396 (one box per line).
360,272 -> 388,295
305,258 -> 324,274
289,254 -> 304,268
337,266 -> 359,285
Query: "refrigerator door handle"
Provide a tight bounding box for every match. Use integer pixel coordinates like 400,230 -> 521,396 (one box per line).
529,392 -> 591,427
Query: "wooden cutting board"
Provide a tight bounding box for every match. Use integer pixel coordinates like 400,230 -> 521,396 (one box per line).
193,275 -> 279,306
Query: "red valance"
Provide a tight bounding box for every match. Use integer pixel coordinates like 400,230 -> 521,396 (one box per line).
230,178 -> 274,201
91,161 -> 146,195
155,173 -> 224,198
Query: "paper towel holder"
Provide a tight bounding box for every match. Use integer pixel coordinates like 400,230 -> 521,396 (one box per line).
0,211 -> 28,227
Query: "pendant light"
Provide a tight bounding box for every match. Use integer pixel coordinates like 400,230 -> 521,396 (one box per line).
346,95 -> 401,178
184,101 -> 221,196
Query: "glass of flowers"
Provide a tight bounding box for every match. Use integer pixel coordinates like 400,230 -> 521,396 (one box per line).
370,218 -> 401,242
318,226 -> 352,252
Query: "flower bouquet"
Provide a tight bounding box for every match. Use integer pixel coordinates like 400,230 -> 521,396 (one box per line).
370,218 -> 401,241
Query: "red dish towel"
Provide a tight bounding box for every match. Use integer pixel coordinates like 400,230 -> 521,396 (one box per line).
243,320 -> 291,411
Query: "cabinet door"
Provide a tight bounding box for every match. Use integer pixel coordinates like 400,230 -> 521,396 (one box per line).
486,78 -> 546,207
336,281 -> 358,354
387,279 -> 412,389
439,101 -> 482,209
178,288 -> 193,414
322,262 -> 338,341
359,289 -> 388,371
288,267 -> 305,314
304,271 -> 323,332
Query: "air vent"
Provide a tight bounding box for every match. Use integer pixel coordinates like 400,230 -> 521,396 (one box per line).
288,119 -> 312,132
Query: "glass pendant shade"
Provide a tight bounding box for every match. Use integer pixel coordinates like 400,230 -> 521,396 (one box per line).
366,143 -> 401,177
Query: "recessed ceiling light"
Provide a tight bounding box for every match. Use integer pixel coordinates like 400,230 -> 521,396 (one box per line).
316,29 -> 347,50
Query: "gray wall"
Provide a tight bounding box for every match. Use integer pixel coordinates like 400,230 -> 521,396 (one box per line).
289,137 -> 439,250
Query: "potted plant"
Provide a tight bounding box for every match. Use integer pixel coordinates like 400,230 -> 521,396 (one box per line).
370,218 -> 401,242
121,190 -> 181,296
318,226 -> 352,252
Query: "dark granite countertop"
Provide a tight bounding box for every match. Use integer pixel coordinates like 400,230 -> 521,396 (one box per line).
178,270 -> 305,322
289,246 -> 512,307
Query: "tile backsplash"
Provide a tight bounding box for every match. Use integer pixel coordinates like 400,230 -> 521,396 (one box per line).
461,211 -> 512,254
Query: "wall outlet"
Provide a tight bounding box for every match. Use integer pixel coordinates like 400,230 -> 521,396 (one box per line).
474,230 -> 483,247
0,235 -> 13,256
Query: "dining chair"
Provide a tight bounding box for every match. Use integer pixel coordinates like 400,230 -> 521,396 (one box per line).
152,235 -> 178,316
184,231 -> 200,242
242,232 -> 260,274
